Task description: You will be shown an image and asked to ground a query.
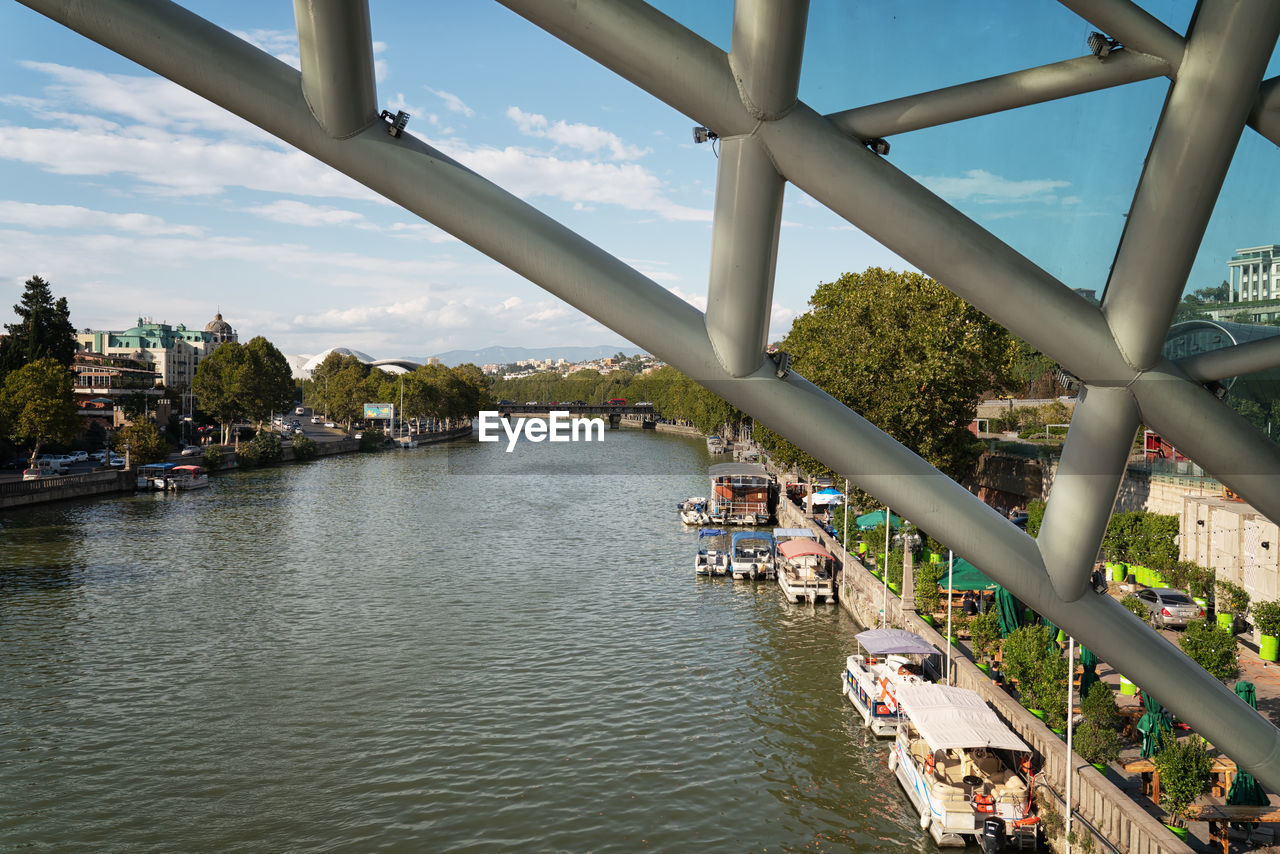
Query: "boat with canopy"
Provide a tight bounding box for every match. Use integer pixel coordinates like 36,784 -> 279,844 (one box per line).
694,529 -> 730,576
776,538 -> 837,604
842,628 -> 941,736
729,530 -> 775,580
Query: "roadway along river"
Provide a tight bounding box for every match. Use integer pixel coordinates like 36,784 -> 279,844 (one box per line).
0,430 -> 929,852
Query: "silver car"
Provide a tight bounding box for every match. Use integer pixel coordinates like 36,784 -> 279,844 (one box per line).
1136,588 -> 1203,628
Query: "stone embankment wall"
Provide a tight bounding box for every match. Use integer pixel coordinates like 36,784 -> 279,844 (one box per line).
775,497 -> 1192,854
0,469 -> 135,510
618,416 -> 702,437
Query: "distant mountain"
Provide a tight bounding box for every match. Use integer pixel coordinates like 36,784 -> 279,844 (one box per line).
411,344 -> 645,367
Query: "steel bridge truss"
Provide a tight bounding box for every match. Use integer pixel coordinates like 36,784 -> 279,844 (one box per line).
20,0 -> 1280,790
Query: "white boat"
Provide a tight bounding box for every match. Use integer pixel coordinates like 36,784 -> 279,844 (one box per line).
888,683 -> 1034,848
730,530 -> 775,580
841,628 -> 941,736
137,462 -> 177,490
164,464 -> 209,490
776,538 -> 837,604
694,528 -> 730,576
677,496 -> 711,526
706,435 -> 730,454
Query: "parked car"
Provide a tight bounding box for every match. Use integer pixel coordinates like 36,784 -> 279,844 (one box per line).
90,450 -> 108,463
35,455 -> 69,474
71,450 -> 89,462
180,445 -> 202,456
108,455 -> 125,467
22,467 -> 54,481
294,427 -> 304,435
324,421 -> 336,428
295,406 -> 305,415
311,416 -> 322,424
1136,588 -> 1204,628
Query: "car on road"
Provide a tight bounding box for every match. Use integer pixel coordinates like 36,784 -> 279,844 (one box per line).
180,445 -> 202,456
295,406 -> 305,415
324,421 -> 336,428
35,455 -> 69,474
22,467 -> 55,481
108,455 -> 125,467
311,416 -> 322,424
1135,587 -> 1204,628
70,450 -> 89,462
90,450 -> 108,463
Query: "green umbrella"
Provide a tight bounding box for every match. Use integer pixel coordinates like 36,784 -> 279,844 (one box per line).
1078,647 -> 1099,699
994,586 -> 1024,638
1137,691 -> 1171,759
1227,681 -> 1268,819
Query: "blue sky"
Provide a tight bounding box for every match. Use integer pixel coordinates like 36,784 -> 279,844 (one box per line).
0,1 -> 1271,361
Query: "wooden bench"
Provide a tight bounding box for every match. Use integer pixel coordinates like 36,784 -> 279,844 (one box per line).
1123,757 -> 1240,802
1183,804 -> 1280,854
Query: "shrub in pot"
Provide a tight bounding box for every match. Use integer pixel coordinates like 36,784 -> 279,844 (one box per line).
971,608 -> 1001,667
1031,652 -> 1069,732
1178,619 -> 1239,681
1120,593 -> 1150,626
1002,625 -> 1058,715
914,559 -> 943,618
202,445 -> 223,470
1152,731 -> 1210,831
1075,681 -> 1122,768
1216,579 -> 1251,625
1251,599 -> 1280,638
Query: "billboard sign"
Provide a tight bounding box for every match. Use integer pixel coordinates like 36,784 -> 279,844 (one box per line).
364,403 -> 393,419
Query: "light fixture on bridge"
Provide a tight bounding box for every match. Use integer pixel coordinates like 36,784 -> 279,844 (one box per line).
864,137 -> 890,156
772,350 -> 792,380
693,126 -> 718,144
1087,32 -> 1121,59
380,109 -> 410,138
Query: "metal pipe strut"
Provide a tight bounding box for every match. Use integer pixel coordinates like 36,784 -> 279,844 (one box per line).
293,0 -> 379,139
18,0 -> 1280,798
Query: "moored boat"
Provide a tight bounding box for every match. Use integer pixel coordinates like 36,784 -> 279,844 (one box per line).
842,628 -> 941,736
729,530 -> 775,580
709,462 -> 774,526
706,435 -> 730,454
677,496 -> 711,526
776,538 -> 837,604
694,528 -> 730,576
165,464 -> 209,490
888,683 -> 1034,848
137,462 -> 177,490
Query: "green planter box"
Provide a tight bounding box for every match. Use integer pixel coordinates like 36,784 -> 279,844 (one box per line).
929,552 -> 941,564
1262,634 -> 1279,662
1091,762 -> 1107,773
977,662 -> 991,675
1111,563 -> 1127,583
1029,708 -> 1046,721
920,614 -> 935,626
1216,612 -> 1234,632
1165,825 -> 1189,841
888,582 -> 900,594
1119,676 -> 1137,696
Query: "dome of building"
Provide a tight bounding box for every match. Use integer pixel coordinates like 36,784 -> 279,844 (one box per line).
204,312 -> 235,338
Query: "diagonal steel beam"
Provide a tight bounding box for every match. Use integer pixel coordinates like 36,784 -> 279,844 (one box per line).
828,52 -> 1169,140
1056,0 -> 1186,70
1178,334 -> 1280,383
1101,0 -> 1280,371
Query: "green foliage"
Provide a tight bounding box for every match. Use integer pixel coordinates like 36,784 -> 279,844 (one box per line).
0,357 -> 81,459
1251,600 -> 1280,637
878,546 -> 905,587
1032,651 -> 1069,731
308,357 -> 495,429
1153,732 -> 1211,827
1001,624 -> 1057,711
291,434 -> 317,461
193,337 -> 294,437
752,267 -> 1016,502
971,608 -> 1002,662
202,445 -> 223,470
1025,499 -> 1046,537
1216,579 -> 1251,617
1102,511 -> 1178,567
0,275 -> 77,378
1035,789 -> 1065,840
247,431 -> 282,465
1074,716 -> 1121,767
1178,619 -> 1239,681
359,429 -> 384,452
115,421 -> 169,465
914,558 -> 943,615
1120,594 -> 1149,623
1080,679 -> 1123,731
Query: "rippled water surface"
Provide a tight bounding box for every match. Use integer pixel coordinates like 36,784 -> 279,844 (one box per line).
0,431 -> 930,852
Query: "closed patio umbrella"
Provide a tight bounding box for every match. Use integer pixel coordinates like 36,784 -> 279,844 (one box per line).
1078,647 -> 1099,699
1137,691 -> 1171,759
1227,681 -> 1267,818
993,586 -> 1023,638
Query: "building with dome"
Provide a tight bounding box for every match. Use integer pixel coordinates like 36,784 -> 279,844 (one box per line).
75,311 -> 238,391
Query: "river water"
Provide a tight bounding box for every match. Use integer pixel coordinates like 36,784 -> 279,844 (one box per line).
0,430 -> 930,852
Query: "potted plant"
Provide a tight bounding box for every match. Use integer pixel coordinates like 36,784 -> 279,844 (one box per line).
914,559 -> 943,625
1001,625 -> 1053,717
1251,599 -> 1280,662
1215,579 -> 1250,632
1177,619 -> 1239,682
1120,593 -> 1151,627
1032,652 -> 1069,734
1152,731 -> 1210,839
1075,681 -> 1122,770
948,611 -> 970,647
971,608 -> 1001,674
1187,564 -> 1215,611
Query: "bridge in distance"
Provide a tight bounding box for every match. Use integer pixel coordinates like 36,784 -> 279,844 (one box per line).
496,402 -> 659,428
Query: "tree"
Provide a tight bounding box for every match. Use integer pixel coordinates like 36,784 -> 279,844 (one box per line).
0,358 -> 81,462
239,336 -> 295,423
114,421 -> 169,465
192,340 -> 246,443
756,267 -> 1016,503
0,275 -> 77,381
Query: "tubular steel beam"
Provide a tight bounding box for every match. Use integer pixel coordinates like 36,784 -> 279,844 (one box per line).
1178,334 -> 1280,383
704,0 -> 805,377
1056,0 -> 1186,70
1036,386 -> 1140,602
21,0 -> 1280,797
293,0 -> 379,138
1102,0 -> 1280,372
828,52 -> 1169,141
705,137 -> 783,377
1134,363 -> 1280,525
1251,76 -> 1280,149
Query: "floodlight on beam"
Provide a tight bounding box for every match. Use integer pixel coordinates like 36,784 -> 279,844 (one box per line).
1088,32 -> 1121,60
693,126 -> 718,144
380,109 -> 410,138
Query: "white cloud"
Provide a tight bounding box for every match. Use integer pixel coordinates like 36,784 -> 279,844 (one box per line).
244,200 -> 367,227
914,169 -> 1071,205
0,201 -> 203,236
428,87 -> 475,118
506,106 -> 650,161
231,28 -> 301,70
